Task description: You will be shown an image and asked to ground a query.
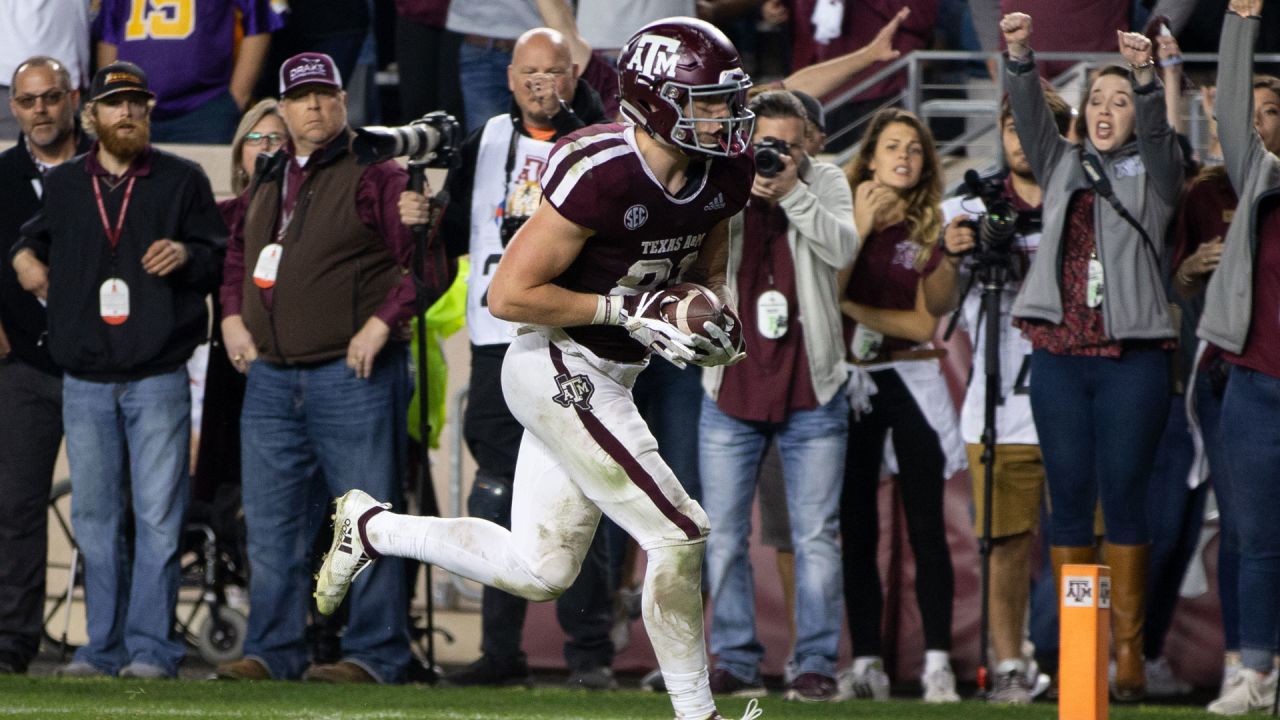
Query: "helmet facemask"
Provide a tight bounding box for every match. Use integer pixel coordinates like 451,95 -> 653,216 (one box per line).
662,74 -> 755,158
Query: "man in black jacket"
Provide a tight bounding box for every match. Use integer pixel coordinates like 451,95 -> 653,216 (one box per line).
396,28 -> 617,689
10,61 -> 225,679
0,55 -> 89,676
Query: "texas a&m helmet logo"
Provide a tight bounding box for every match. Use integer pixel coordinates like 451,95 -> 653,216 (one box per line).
624,35 -> 682,80
552,372 -> 595,411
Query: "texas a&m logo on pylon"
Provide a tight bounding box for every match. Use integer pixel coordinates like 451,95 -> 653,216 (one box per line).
1063,575 -> 1095,607
553,372 -> 595,411
624,35 -> 682,79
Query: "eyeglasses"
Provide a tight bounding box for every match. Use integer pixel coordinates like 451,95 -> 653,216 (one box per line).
11,89 -> 68,109
243,131 -> 284,148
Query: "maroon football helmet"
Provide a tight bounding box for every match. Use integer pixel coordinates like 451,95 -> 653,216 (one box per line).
617,17 -> 754,158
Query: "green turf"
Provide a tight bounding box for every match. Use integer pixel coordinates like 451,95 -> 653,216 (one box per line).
0,677 -> 1228,719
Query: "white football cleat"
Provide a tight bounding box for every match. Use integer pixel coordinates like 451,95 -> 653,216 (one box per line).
314,489 -> 390,616
836,658 -> 890,701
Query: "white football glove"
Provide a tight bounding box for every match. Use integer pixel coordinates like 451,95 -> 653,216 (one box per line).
690,309 -> 746,367
624,315 -> 698,368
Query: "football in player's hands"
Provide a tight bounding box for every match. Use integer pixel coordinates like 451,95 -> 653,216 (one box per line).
653,282 -> 724,338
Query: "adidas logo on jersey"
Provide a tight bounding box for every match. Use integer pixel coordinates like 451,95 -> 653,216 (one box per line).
703,193 -> 725,211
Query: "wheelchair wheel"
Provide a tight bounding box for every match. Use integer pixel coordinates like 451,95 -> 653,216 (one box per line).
44,478 -> 86,658
196,605 -> 247,665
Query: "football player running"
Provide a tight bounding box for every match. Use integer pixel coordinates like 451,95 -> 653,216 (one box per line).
316,17 -> 757,720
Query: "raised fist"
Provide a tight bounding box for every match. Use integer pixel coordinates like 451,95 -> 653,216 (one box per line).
1000,13 -> 1032,59
1229,0 -> 1263,17
1117,31 -> 1153,67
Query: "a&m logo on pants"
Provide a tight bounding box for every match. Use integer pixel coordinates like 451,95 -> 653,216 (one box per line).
553,372 -> 596,411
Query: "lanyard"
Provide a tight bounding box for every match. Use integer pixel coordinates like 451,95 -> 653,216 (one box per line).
278,165 -> 296,244
92,176 -> 137,252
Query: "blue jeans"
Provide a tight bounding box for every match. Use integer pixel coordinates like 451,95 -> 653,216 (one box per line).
699,391 -> 847,681
63,367 -> 191,675
239,353 -> 411,682
1029,349 -> 1170,546
1143,395 -> 1207,659
1219,365 -> 1280,671
1197,363 -> 1240,651
458,41 -> 513,134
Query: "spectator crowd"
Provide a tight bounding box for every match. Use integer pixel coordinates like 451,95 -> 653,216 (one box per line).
1,0 -> 1279,717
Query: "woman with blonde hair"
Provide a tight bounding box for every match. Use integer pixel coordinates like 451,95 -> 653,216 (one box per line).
226,98 -> 285,198
836,107 -> 965,703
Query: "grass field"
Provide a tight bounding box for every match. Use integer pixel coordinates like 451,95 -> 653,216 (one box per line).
0,677 -> 1231,719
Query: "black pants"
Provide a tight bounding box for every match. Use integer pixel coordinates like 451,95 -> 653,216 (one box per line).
465,344 -> 613,671
0,358 -> 63,671
841,367 -> 954,655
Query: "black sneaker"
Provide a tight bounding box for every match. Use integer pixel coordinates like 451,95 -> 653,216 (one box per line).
443,654 -> 533,687
785,672 -> 837,702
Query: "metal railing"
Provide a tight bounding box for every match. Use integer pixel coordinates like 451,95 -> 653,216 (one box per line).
823,49 -> 1280,175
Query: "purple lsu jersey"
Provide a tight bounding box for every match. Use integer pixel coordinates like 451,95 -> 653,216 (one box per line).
99,0 -> 285,119
540,123 -> 752,362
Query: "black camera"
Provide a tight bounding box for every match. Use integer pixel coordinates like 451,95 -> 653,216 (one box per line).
753,138 -> 791,178
353,111 -> 460,167
958,170 -> 1041,260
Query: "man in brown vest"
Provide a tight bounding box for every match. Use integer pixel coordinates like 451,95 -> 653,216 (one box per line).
214,52 -> 414,684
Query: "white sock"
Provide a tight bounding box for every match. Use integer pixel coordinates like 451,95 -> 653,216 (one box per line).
664,668 -> 715,720
996,658 -> 1026,676
852,656 -> 883,675
643,543 -> 715,720
925,650 -> 951,674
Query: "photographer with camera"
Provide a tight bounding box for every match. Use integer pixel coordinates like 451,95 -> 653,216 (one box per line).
1001,13 -> 1183,701
397,28 -> 616,690
922,90 -> 1072,704
214,52 -> 415,684
696,90 -> 855,702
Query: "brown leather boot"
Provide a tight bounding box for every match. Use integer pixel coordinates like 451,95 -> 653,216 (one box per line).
1105,542 -> 1149,702
1048,545 -> 1097,698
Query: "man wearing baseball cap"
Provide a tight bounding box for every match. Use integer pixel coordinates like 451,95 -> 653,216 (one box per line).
214,52 -> 414,684
10,60 -> 226,679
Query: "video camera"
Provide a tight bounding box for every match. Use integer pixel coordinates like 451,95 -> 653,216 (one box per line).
753,138 -> 791,178
353,111 -> 460,167
958,170 -> 1023,258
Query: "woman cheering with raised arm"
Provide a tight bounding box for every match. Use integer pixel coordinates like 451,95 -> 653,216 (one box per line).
1001,11 -> 1183,702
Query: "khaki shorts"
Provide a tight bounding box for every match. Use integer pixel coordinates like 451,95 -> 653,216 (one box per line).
968,443 -> 1045,539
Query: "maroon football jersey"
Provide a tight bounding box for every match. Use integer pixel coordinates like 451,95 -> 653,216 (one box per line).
540,123 -> 753,361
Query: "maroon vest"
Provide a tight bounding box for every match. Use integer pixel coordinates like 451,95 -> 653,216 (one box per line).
241,138 -> 400,364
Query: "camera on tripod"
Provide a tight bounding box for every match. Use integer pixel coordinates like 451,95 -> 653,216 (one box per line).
352,111 -> 461,167
753,138 -> 791,178
958,170 -> 1021,258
